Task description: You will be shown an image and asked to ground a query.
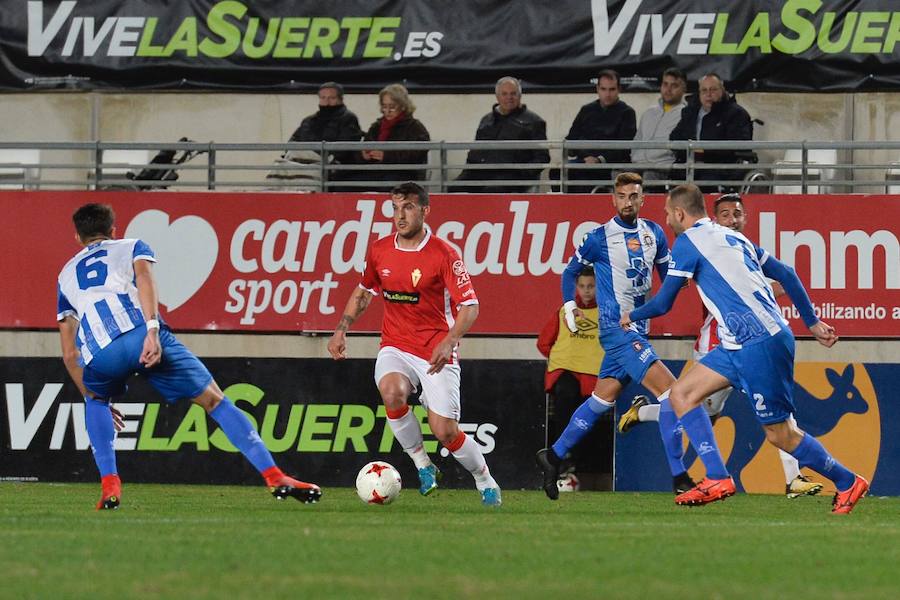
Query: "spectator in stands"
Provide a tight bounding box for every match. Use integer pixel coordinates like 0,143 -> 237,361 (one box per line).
536,267 -> 605,482
669,73 -> 753,192
359,83 -> 430,189
452,76 -> 550,193
276,82 -> 362,190
564,70 -> 637,192
632,68 -> 687,191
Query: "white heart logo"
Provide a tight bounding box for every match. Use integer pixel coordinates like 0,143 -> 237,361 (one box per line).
124,210 -> 218,311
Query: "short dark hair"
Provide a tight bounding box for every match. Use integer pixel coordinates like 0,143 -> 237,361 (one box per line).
578,266 -> 595,280
662,67 -> 687,84
597,69 -> 620,86
714,192 -> 743,211
73,203 -> 115,241
614,171 -> 643,189
668,184 -> 706,216
319,81 -> 344,99
391,181 -> 429,206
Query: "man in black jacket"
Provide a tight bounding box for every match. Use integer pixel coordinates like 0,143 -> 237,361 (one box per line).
565,70 -> 637,192
669,73 -> 753,192
288,82 -> 363,185
452,77 -> 550,193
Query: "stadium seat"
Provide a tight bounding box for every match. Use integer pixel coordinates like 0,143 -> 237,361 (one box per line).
772,149 -> 837,194
0,149 -> 41,189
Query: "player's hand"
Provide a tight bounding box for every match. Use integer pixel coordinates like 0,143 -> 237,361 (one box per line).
810,320 -> 838,348
327,332 -> 347,360
619,313 -> 633,330
140,330 -> 162,368
110,405 -> 125,432
427,338 -> 454,375
563,300 -> 580,333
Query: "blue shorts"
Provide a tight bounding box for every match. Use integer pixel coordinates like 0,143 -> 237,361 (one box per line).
597,328 -> 660,385
699,328 -> 796,425
83,326 -> 212,403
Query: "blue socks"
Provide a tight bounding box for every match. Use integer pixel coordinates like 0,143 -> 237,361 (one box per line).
210,397 -> 276,473
657,396 -> 687,477
552,394 -> 613,459
680,405 -> 729,480
84,397 -> 117,477
790,433 -> 855,491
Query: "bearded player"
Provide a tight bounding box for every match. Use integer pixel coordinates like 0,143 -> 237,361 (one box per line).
327,182 -> 501,506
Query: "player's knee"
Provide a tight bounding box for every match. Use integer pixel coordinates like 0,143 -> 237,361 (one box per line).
429,419 -> 459,445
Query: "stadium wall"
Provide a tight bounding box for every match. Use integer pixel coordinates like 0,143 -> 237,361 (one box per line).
4,90 -> 900,188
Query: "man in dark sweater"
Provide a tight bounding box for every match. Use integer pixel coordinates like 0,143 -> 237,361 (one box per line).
452,77 -> 550,193
287,82 -> 363,185
565,70 -> 637,192
669,73 -> 753,192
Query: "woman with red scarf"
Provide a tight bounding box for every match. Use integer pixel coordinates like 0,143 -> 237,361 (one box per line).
360,83 -> 431,188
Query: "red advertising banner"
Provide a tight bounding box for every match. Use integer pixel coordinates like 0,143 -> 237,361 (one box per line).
3,191 -> 898,336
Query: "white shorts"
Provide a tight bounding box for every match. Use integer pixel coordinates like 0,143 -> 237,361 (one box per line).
374,346 -> 461,421
694,348 -> 732,417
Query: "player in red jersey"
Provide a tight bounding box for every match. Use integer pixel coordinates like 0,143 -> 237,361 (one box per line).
327,182 -> 501,506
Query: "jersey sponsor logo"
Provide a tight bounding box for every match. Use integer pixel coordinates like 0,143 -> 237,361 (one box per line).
627,238 -> 641,252
452,259 -> 471,287
380,268 -> 391,278
383,290 -> 419,304
411,268 -> 422,287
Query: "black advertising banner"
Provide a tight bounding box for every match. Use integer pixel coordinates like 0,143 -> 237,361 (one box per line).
3,1 -> 900,92
0,357 -> 545,490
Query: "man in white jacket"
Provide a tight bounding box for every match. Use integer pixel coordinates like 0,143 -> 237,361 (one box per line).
632,68 -> 687,190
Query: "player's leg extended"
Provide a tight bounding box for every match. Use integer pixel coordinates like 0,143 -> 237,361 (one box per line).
669,360 -> 736,505
83,396 -> 121,510
377,371 -> 439,495
429,411 -> 500,506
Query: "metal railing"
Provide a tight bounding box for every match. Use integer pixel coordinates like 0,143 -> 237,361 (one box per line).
2,139 -> 900,193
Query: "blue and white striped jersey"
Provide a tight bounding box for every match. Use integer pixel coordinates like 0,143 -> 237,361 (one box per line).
57,239 -> 156,365
666,218 -> 787,349
572,216 -> 670,334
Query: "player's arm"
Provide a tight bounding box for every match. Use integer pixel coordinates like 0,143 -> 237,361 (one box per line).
428,303 -> 478,375
327,285 -> 374,360
133,259 -> 162,368
620,273 -> 685,329
759,253 -> 838,347
59,315 -> 89,398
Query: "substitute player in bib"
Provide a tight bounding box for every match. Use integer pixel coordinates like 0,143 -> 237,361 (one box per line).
58,204 -> 320,510
618,193 -> 823,499
327,182 -> 501,506
621,184 -> 868,514
536,172 -> 690,499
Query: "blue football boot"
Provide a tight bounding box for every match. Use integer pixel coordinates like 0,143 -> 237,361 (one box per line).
418,464 -> 441,496
480,487 -> 502,507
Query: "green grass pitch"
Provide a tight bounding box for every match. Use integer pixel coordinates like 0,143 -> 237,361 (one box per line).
1,483 -> 898,599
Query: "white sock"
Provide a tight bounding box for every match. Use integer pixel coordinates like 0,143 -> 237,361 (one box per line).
638,404 -> 660,422
450,433 -> 497,491
779,449 -> 801,483
387,407 -> 432,469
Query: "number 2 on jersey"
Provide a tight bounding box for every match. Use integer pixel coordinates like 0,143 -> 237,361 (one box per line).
76,250 -> 109,289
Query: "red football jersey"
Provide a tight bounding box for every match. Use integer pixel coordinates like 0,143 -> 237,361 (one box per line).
360,229 -> 478,362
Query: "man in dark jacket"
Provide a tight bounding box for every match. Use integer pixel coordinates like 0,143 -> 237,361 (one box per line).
669,73 -> 753,192
288,82 -> 363,184
452,77 -> 550,193
565,70 -> 637,192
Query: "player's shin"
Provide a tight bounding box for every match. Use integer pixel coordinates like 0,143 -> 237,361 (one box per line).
209,397 -> 276,473
680,405 -> 729,480
657,395 -> 687,476
788,433 -> 855,491
445,431 -> 497,490
551,393 -> 614,459
386,404 -> 432,469
84,397 -> 118,477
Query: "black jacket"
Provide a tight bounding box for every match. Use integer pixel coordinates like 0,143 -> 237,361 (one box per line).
289,105 -> 363,164
361,114 -> 431,182
565,99 -> 636,163
670,93 -> 753,164
459,104 -> 550,182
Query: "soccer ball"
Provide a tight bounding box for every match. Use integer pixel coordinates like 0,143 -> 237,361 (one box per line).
355,461 -> 402,505
557,472 -> 581,493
